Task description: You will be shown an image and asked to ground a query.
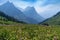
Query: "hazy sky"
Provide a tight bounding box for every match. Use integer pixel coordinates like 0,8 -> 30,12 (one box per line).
0,0 -> 60,18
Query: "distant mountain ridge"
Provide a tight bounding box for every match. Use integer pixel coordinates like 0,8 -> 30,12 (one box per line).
0,1 -> 28,23
41,12 -> 60,25
0,1 -> 44,24
0,11 -> 26,24
23,7 -> 44,24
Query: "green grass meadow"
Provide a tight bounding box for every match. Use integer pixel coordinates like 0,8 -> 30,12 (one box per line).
0,25 -> 60,40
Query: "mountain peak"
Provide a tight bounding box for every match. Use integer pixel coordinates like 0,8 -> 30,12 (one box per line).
23,6 -> 44,23
24,6 -> 37,14
0,1 -> 27,23
5,1 -> 12,4
6,1 -> 10,3
1,1 -> 13,6
27,7 -> 35,9
25,6 -> 35,11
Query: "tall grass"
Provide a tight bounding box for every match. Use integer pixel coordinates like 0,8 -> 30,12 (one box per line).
0,25 -> 60,40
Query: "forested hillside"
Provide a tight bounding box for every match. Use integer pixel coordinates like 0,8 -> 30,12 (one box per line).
41,12 -> 60,25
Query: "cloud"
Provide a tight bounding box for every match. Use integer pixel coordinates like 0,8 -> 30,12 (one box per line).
0,0 -> 8,5
0,0 -> 60,19
35,4 -> 60,18
42,0 -> 60,6
20,0 -> 37,3
9,0 -> 60,6
12,0 -> 60,18
13,1 -> 35,9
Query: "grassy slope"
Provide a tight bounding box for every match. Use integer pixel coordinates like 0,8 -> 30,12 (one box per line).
0,11 -> 26,25
0,12 -> 19,25
0,25 -> 60,40
41,12 -> 60,25
0,11 -> 60,40
0,16 -> 18,25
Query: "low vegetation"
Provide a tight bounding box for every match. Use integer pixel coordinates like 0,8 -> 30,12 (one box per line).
41,12 -> 60,25
0,11 -> 26,25
0,25 -> 60,40
0,11 -> 60,40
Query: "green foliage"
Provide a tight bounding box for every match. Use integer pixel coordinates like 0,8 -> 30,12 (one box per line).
41,12 -> 60,25
0,25 -> 60,40
0,11 -> 26,25
0,11 -> 60,40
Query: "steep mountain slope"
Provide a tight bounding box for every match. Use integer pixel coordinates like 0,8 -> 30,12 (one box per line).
24,7 -> 44,24
0,1 -> 28,23
0,1 -> 44,24
0,11 -> 27,24
0,11 -> 17,25
41,12 -> 60,25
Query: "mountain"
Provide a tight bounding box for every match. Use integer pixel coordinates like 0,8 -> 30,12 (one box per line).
2,11 -> 27,23
0,11 -> 19,25
0,1 -> 28,23
41,12 -> 60,25
23,7 -> 44,24
0,1 -> 44,24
